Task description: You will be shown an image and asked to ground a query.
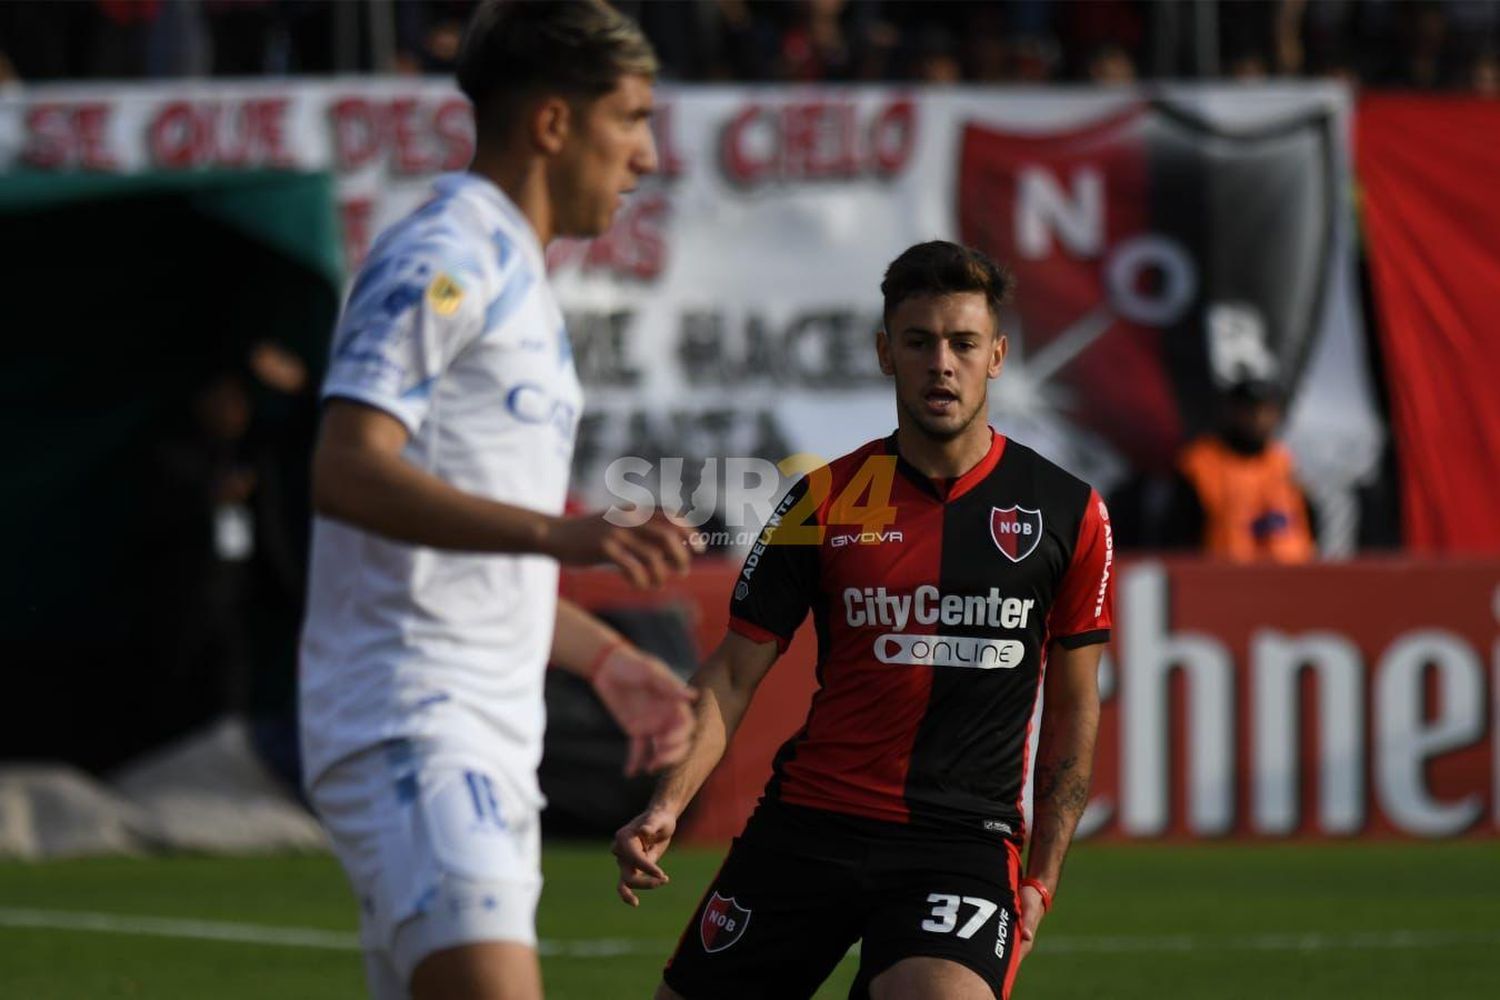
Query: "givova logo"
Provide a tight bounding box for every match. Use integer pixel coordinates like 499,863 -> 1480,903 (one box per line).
830,530 -> 903,548
995,906 -> 1011,959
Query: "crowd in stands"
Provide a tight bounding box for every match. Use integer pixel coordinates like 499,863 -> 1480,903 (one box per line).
1,0 -> 1498,93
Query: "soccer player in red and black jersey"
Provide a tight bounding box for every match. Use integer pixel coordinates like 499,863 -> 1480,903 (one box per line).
612,241 -> 1114,1000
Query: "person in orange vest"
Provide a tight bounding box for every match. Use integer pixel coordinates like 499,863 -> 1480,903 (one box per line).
1166,376 -> 1317,563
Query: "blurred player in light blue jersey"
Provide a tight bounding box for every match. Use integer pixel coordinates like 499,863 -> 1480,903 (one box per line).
299,4 -> 696,998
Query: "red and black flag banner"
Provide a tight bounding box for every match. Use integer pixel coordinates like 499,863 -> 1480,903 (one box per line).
950,91 -> 1381,553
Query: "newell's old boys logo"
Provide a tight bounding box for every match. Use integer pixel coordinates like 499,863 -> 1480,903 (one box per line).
957,101 -> 1335,473
990,506 -> 1042,563
700,892 -> 751,953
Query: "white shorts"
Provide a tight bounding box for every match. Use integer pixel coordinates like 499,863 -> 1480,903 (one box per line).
309,739 -> 543,999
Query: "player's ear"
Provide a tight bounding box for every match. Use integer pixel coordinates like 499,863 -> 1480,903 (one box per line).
531,95 -> 573,156
876,328 -> 896,376
989,331 -> 1008,379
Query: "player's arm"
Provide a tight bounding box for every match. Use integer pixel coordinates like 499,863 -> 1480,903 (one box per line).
610,629 -> 781,906
1018,489 -> 1114,963
1018,639 -> 1103,959
549,597 -> 697,777
610,474 -> 818,906
311,399 -> 693,586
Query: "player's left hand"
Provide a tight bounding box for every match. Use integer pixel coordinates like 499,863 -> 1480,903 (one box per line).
612,805 -> 678,907
591,645 -> 697,776
1017,883 -> 1046,966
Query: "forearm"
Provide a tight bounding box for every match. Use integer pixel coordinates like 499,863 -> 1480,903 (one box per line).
1025,686 -> 1100,893
313,442 -> 553,554
550,599 -> 625,677
647,653 -> 755,816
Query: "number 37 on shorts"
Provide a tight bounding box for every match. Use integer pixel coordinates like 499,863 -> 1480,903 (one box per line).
921,893 -> 1013,959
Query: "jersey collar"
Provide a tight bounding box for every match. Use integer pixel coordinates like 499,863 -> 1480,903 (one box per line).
433,172 -> 546,269
885,427 -> 1007,503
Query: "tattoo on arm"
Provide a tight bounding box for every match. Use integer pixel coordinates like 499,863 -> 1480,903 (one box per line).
1033,754 -> 1090,816
1027,650 -> 1102,892
1030,749 -> 1094,870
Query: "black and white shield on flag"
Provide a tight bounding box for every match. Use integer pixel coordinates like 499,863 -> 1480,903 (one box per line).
700,892 -> 752,953
957,100 -> 1336,473
990,506 -> 1043,563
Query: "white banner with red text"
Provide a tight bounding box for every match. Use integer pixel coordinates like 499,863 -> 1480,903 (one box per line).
0,81 -> 1382,548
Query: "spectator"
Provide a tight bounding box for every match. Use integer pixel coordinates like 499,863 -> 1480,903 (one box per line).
713,0 -> 780,81
137,345 -> 314,746
1403,2 -> 1450,88
95,0 -> 159,77
203,0 -> 277,76
1164,376 -> 1317,564
139,366 -> 260,738
1088,42 -> 1137,84
850,15 -> 899,81
1473,48 -> 1500,95
910,25 -> 961,83
777,0 -> 853,81
1063,0 -> 1145,78
1229,49 -> 1272,81
2,0 -> 1492,88
957,4 -> 1009,82
1009,34 -> 1062,83
395,1 -> 472,75
1218,0 -> 1279,76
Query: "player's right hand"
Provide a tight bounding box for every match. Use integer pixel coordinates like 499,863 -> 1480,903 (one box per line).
612,806 -> 678,907
544,512 -> 703,589
1017,883 -> 1046,966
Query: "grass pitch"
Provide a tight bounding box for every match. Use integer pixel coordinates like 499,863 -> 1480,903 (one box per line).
0,841 -> 1496,998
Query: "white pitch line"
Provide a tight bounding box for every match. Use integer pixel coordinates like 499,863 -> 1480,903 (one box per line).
1039,929 -> 1500,955
0,908 -> 360,951
0,908 -> 658,958
1,908 -> 1496,958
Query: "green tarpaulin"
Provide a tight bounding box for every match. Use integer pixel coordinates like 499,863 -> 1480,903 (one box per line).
1,169 -> 342,769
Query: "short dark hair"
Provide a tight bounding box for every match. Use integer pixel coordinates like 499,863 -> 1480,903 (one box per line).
456,0 -> 658,133
880,241 -> 1015,334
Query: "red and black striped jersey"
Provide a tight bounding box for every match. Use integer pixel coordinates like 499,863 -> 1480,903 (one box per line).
729,430 -> 1114,843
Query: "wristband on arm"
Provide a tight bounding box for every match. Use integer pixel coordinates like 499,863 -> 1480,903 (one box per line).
1020,878 -> 1052,913
585,638 -> 628,680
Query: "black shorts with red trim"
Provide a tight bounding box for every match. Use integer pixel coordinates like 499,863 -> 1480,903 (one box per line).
663,800 -> 1022,1000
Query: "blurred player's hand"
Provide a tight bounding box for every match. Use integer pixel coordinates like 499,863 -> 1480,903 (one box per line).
612,805 -> 679,907
592,645 -> 697,776
545,512 -> 703,589
1017,883 -> 1046,966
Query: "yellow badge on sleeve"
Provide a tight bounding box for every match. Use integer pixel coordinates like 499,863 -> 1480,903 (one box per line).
427,273 -> 464,316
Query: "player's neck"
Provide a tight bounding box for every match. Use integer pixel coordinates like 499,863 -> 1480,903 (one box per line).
893,419 -> 995,481
471,148 -> 554,246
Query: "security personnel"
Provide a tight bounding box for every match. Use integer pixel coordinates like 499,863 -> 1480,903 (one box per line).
1169,377 -> 1315,563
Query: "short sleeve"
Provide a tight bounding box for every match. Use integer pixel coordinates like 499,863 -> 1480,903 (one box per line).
728,476 -> 821,652
322,238 -> 486,433
1048,490 -> 1114,648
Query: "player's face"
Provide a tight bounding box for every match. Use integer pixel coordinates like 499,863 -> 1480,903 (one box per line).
549,74 -> 658,238
877,292 -> 1007,442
